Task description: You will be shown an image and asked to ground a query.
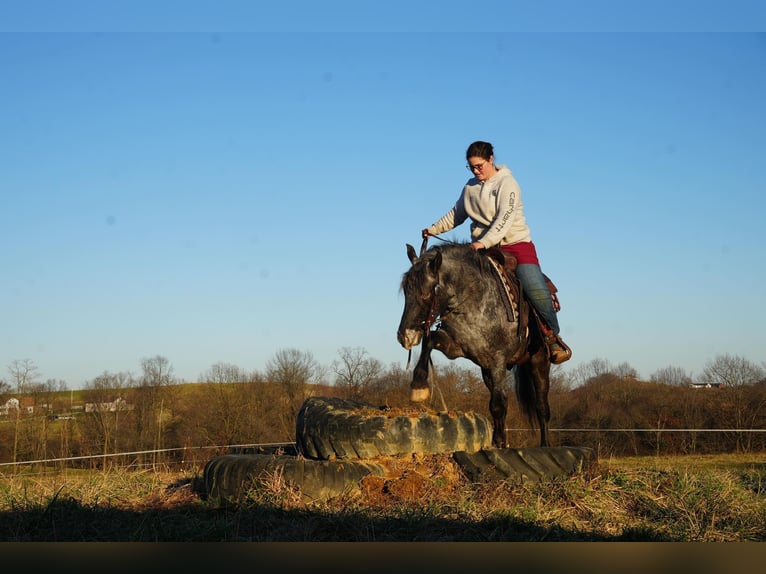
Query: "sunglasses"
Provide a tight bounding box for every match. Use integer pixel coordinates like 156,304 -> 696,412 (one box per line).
466,161 -> 486,172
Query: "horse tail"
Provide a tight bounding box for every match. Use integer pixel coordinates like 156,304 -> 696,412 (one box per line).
513,362 -> 538,429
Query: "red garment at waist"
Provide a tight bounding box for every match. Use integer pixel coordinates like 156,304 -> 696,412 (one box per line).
500,241 -> 540,265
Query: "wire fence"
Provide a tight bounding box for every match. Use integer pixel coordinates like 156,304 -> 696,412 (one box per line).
2,428 -> 765,473
0,442 -> 295,473
513,428 -> 766,433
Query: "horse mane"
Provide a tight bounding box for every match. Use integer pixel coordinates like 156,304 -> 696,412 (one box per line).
400,242 -> 494,295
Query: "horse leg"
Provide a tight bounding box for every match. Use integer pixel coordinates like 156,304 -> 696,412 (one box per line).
528,349 -> 552,447
482,366 -> 509,448
410,336 -> 432,403
515,356 -> 552,447
411,329 -> 462,403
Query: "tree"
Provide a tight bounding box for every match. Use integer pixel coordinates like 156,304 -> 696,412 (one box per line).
549,364 -> 571,393
614,362 -> 639,380
698,354 -> 765,388
130,355 -> 177,464
697,354 -> 766,452
362,362 -> 413,407
266,348 -> 323,439
651,366 -> 694,387
201,362 -> 249,385
195,362 -> 255,447
564,358 -> 615,388
141,355 -> 176,387
332,347 -> 382,400
81,371 -> 133,463
25,378 -> 68,463
7,359 -> 40,393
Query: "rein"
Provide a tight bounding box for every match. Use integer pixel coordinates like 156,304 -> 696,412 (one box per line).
422,233 -> 461,250
410,232 -> 462,351
404,233 -> 451,413
405,235 -> 438,371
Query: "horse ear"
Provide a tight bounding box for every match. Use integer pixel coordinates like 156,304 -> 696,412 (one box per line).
406,243 -> 418,264
429,250 -> 442,273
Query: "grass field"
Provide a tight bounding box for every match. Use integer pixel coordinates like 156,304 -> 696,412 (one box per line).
1,452 -> 765,542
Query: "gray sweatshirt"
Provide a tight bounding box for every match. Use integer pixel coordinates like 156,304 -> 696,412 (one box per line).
427,165 -> 532,248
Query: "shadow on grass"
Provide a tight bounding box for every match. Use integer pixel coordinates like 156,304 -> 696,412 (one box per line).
0,479 -> 673,542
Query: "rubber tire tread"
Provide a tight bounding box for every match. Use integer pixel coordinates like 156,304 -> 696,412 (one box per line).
452,446 -> 597,482
295,396 -> 493,461
203,453 -> 387,503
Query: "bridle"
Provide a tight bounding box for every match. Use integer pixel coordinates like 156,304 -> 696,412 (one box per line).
404,234 -> 461,413
404,235 -> 445,367
416,234 -> 444,336
413,232 -> 464,335
421,284 -> 441,333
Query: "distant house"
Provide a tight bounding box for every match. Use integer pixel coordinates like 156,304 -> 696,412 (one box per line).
1,397 -> 55,416
84,396 -> 133,413
0,398 -> 20,416
689,382 -> 725,389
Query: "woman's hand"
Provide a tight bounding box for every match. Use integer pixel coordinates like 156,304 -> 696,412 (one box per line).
421,228 -> 431,239
470,241 -> 485,251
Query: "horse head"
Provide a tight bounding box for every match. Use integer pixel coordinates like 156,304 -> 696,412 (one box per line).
397,244 -> 443,350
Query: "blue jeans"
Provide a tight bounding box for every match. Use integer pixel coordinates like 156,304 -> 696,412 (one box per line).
515,263 -> 560,334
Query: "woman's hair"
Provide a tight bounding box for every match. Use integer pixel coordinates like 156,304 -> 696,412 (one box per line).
466,140 -> 494,161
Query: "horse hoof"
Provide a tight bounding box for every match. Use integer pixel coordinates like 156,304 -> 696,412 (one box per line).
410,388 -> 430,402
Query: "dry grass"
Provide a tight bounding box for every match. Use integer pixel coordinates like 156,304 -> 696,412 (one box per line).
1,453 -> 765,541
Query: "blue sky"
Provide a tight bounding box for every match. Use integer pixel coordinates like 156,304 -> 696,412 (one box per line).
2,3 -> 765,388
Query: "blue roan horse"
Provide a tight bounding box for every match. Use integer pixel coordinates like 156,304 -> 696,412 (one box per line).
397,241 -> 551,448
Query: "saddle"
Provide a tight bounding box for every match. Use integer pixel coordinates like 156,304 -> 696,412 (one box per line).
484,246 -> 560,339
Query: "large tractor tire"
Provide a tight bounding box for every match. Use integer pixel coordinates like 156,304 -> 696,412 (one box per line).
203,453 -> 388,503
452,446 -> 598,483
295,396 -> 493,461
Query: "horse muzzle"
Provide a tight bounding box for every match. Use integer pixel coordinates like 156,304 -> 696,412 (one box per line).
397,328 -> 423,350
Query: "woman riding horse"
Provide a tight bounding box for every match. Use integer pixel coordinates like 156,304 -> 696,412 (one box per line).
421,140 -> 571,364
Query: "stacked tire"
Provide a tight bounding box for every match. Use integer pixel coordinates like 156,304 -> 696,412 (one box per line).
204,396 -> 494,503
295,396 -> 494,460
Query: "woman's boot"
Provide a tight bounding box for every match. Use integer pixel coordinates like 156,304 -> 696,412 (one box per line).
540,323 -> 572,364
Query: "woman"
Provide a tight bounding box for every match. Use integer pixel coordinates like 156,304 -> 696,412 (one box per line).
421,140 -> 571,364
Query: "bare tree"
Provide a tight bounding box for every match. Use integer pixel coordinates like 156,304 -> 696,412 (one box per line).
698,354 -> 765,388
131,355 -> 177,463
7,359 -> 40,393
362,362 -> 413,407
564,358 -> 614,387
699,354 -> 766,452
25,379 -> 68,463
651,366 -> 694,387
141,355 -> 176,387
614,362 -> 639,380
332,347 -> 382,400
46,378 -> 68,392
425,363 -> 487,415
196,362 -> 255,446
201,362 -> 249,385
549,364 -> 571,393
266,348 -> 322,438
5,360 -> 41,464
81,371 -> 133,462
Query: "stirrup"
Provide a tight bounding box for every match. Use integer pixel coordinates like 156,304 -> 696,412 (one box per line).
545,334 -> 572,365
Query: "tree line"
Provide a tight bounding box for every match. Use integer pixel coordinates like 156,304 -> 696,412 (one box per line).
1,350 -> 765,469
